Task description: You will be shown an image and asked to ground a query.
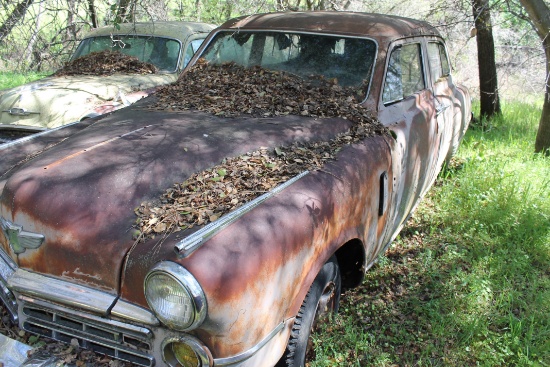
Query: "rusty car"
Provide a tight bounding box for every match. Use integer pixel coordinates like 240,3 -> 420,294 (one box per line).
0,11 -> 471,367
0,21 -> 215,143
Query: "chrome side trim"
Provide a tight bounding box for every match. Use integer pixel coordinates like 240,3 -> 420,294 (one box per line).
2,108 -> 40,116
0,121 -> 79,151
175,171 -> 309,257
111,299 -> 159,326
8,269 -> 116,316
213,322 -> 285,366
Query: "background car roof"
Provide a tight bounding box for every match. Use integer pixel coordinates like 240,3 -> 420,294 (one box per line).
83,21 -> 216,42
218,12 -> 441,44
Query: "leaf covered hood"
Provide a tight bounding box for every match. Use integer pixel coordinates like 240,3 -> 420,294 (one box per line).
0,102 -> 352,293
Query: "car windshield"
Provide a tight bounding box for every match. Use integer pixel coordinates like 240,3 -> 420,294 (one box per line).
72,35 -> 182,72
200,31 -> 377,100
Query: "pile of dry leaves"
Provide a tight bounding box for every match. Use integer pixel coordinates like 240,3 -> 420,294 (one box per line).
134,60 -> 387,240
55,50 -> 156,76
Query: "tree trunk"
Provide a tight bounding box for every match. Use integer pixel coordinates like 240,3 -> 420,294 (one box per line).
25,0 -> 43,67
0,0 -> 35,43
472,0 -> 501,118
518,0 -> 550,154
88,0 -> 99,28
66,0 -> 76,42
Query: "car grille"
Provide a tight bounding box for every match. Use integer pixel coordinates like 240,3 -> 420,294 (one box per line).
20,301 -> 154,367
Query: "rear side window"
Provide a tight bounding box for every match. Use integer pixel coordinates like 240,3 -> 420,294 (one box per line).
427,42 -> 450,81
382,43 -> 425,104
184,39 -> 206,67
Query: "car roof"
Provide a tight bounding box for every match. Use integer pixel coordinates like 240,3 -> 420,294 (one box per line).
83,21 -> 216,42
218,12 -> 440,44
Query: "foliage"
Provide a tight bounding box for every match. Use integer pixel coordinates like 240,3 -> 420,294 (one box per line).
0,71 -> 48,89
310,100 -> 550,366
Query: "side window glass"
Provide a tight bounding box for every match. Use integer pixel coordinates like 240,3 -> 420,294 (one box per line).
383,43 -> 425,104
438,44 -> 450,76
190,39 -> 205,53
427,42 -> 443,80
183,39 -> 206,67
428,42 -> 450,81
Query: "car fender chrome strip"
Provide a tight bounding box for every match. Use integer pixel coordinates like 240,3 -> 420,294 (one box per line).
213,321 -> 285,366
174,171 -> 309,258
0,121 -> 79,151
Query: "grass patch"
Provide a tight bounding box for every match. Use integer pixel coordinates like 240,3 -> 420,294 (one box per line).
310,100 -> 550,367
0,71 -> 50,90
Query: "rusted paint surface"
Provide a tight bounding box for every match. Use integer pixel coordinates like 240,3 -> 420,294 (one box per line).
0,119 -> 95,187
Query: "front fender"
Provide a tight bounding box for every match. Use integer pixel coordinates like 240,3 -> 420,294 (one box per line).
121,133 -> 394,361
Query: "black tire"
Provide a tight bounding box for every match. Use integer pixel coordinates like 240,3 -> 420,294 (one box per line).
277,256 -> 341,367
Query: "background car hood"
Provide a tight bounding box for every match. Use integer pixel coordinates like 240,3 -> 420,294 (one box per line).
0,102 -> 353,293
0,73 -> 176,129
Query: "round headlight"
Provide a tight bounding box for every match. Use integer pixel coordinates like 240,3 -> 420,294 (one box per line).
162,336 -> 213,367
144,262 -> 207,331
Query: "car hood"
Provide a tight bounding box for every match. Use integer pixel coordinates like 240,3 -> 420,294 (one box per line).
0,102 -> 352,293
0,73 -> 176,129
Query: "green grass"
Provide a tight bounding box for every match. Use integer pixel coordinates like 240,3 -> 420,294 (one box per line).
0,71 -> 50,90
311,100 -> 550,367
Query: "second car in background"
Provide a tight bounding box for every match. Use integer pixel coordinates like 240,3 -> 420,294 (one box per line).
0,21 -> 215,143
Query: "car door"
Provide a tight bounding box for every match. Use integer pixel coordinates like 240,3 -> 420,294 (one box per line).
424,39 -> 456,187
376,38 -> 440,252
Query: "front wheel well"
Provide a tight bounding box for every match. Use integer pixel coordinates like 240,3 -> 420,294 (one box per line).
334,239 -> 366,289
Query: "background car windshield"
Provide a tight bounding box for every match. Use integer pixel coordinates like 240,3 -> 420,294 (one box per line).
72,36 -> 181,72
201,31 -> 376,99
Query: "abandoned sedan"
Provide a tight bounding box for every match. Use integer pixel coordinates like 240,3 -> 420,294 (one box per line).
0,21 -> 215,143
0,12 -> 470,367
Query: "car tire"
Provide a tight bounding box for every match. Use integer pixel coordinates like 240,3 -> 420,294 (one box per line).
277,255 -> 341,367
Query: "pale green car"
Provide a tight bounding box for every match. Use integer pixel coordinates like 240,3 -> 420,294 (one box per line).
0,21 -> 215,142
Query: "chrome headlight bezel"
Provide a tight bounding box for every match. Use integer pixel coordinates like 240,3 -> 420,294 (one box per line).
144,261 -> 207,331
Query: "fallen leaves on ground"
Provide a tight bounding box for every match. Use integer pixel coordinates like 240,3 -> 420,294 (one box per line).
134,60 -> 387,240
55,50 -> 156,76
